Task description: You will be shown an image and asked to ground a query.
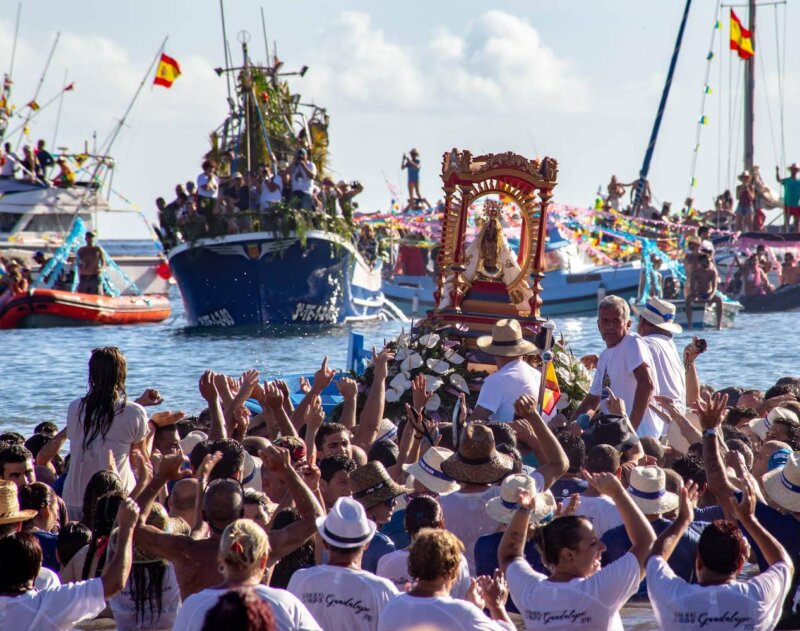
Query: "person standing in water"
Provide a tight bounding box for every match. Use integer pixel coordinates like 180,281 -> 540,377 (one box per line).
76,231 -> 106,295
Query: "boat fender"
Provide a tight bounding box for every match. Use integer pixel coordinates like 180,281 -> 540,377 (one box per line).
156,262 -> 172,280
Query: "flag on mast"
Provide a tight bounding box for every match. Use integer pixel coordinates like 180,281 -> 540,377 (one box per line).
154,53 -> 181,88
729,9 -> 754,60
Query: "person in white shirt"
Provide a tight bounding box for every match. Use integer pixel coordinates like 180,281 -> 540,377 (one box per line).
499,470 -> 656,631
647,477 -> 793,631
196,159 -> 220,227
471,318 -> 542,423
573,295 -> 658,438
0,142 -> 18,178
173,518 -> 320,631
288,496 -> 398,631
289,148 -> 317,210
259,163 -> 284,210
378,528 -> 513,631
574,446 -> 624,537
0,495 -> 139,631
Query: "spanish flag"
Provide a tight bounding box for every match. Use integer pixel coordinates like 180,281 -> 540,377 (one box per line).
541,361 -> 561,415
154,53 -> 181,88
730,9 -> 754,60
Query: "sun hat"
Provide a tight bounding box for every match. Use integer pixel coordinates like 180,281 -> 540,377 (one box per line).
627,466 -> 679,515
486,474 -> 557,524
633,296 -> 683,334
0,480 -> 37,525
350,462 -> 405,510
768,448 -> 792,472
316,496 -> 377,549
409,148 -> 419,155
583,413 -> 640,452
241,452 -> 263,492
686,235 -> 701,245
375,418 -> 398,444
441,423 -> 516,484
700,240 -> 715,254
789,163 -> 799,171
750,408 -> 799,442
179,430 -> 208,455
739,170 -> 751,180
763,452 -> 800,513
476,319 -> 538,357
402,447 -> 459,495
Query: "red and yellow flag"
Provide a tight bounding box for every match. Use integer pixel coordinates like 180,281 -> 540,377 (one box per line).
730,9 -> 754,60
541,361 -> 561,415
154,53 -> 181,88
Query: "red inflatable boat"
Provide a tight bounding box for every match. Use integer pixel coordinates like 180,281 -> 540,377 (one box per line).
0,289 -> 171,329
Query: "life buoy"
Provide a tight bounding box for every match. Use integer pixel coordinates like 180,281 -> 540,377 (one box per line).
156,262 -> 172,280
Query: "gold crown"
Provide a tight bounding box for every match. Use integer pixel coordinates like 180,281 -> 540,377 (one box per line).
483,199 -> 502,220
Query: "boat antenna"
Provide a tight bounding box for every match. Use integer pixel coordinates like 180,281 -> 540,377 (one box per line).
219,0 -> 234,109
7,2 -> 21,78
14,30 -> 60,150
51,69 -> 69,149
631,0 -> 693,214
260,7 -> 271,65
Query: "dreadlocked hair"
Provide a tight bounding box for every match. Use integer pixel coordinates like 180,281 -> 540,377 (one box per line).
130,562 -> 167,626
79,347 -> 128,450
82,491 -> 125,580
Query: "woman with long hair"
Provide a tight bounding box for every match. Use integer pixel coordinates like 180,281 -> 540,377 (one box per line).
63,347 -> 149,520
201,589 -> 276,631
82,470 -> 124,530
172,519 -> 320,631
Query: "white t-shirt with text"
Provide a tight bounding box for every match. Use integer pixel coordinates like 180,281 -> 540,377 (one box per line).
646,555 -> 791,631
506,551 -> 641,630
0,577 -> 106,631
287,564 -> 398,631
173,584 -> 321,631
476,358 -> 543,423
377,593 -> 512,631
377,549 -> 471,599
574,495 -> 624,538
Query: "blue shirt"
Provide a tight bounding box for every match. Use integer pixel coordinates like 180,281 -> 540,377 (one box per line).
474,532 -> 547,614
549,477 -> 589,500
34,531 -> 60,572
361,530 -> 396,574
601,518 -> 705,598
380,508 -> 410,550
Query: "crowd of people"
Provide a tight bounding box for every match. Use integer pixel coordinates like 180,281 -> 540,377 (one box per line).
0,139 -> 76,188
0,296 -> 798,630
155,149 -> 363,249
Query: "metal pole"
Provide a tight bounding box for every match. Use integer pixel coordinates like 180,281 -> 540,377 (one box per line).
8,2 -> 21,78
219,0 -> 234,109
15,31 -> 61,150
632,0 -> 693,214
51,69 -> 69,150
743,0 -> 756,172
260,7 -> 270,66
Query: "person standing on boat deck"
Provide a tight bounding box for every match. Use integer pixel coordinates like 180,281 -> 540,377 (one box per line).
0,142 -> 19,178
686,255 -> 723,330
572,296 -> 659,438
290,148 -> 317,211
196,159 -> 220,228
35,139 -> 54,180
735,171 -> 755,232
777,163 -> 800,232
259,161 -> 283,212
76,231 -> 106,295
401,149 -> 422,208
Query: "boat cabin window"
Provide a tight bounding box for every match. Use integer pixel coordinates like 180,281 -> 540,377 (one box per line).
0,212 -> 20,233
21,214 -> 78,233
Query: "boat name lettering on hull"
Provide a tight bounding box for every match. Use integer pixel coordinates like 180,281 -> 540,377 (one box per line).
292,302 -> 338,323
197,308 -> 235,327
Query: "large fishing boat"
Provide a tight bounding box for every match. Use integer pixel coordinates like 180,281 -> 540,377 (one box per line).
166,35 -> 385,327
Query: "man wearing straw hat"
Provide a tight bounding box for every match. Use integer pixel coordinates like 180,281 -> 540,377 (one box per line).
470,318 -> 542,423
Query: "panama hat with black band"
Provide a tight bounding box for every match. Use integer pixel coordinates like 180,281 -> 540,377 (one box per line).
316,496 -> 377,549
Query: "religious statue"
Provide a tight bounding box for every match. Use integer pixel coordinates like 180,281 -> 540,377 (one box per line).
475,201 -> 504,279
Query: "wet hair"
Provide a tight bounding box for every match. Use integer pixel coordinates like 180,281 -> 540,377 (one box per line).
23,433 -> 51,459
533,515 -> 592,567
315,423 -> 350,451
0,532 -> 41,594
203,478 -> 245,534
175,416 -> 209,439
556,431 -> 586,473
33,422 -> 58,437
698,520 -> 747,574
725,439 -> 754,470
79,347 -> 128,450
368,440 -> 398,468
206,439 -> 245,480
130,560 -> 168,627
764,383 -> 800,401
404,495 -> 443,537
585,444 -> 620,474
18,482 -> 54,525
56,522 -> 91,567
0,432 -> 25,445
640,436 -> 665,466
268,508 -> 315,588
319,455 -> 356,483
715,387 -> 743,406
200,587 -> 276,631
670,454 -> 707,486
82,470 -> 123,529
407,528 -> 463,582
0,443 -> 33,477
725,406 -> 760,426
485,422 -> 517,450
82,492 -> 125,580
775,376 -> 800,388
220,519 -> 268,570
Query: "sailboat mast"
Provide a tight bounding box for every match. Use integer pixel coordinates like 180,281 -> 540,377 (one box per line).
743,0 -> 756,171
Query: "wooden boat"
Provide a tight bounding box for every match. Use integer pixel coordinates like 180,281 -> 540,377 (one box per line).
739,284 -> 800,313
0,288 -> 171,329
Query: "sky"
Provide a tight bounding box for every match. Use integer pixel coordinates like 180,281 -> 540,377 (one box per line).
1,0 -> 797,238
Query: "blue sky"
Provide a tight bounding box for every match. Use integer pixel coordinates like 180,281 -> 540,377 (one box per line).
2,1 -> 797,237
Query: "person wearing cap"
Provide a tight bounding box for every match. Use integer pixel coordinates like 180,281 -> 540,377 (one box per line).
290,148 -> 317,210
573,295 -> 658,438
76,230 -> 106,295
470,318 -> 543,423
648,477 -> 794,631
401,148 -> 422,207
776,162 -> 800,232
350,461 -> 405,573
748,407 -> 800,446
601,467 -> 702,597
699,391 -> 800,626
735,170 -> 756,232
499,469 -> 655,631
0,488 -> 140,630
288,496 -> 399,631
686,252 -> 723,330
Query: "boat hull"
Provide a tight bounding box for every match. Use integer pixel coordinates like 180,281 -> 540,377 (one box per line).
167,231 -> 384,327
0,289 -> 171,329
739,284 -> 800,313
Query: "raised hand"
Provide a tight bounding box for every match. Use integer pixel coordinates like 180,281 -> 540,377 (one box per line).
465,578 -> 486,611
299,377 -> 312,395
731,474 -> 758,522
478,570 -> 509,610
582,469 -> 624,497
196,451 -> 223,483
513,394 -> 539,420
312,357 -> 336,392
298,461 -> 321,491
515,487 -> 536,512
371,347 -> 395,373
198,370 -> 219,403
231,406 -> 250,438
305,395 -> 325,431
155,450 -> 190,482
130,449 -> 153,484
677,481 -> 699,524
274,379 -> 292,402
411,374 -> 432,412
606,387 -> 627,417
556,493 -> 581,517
509,416 -> 537,448
116,497 -> 141,530
259,445 -> 291,475
336,376 -> 358,399
135,388 -> 164,407
653,395 -> 682,422
683,337 -> 704,366
213,373 -> 234,404
263,381 -> 285,412
238,369 -> 260,399
149,410 -> 186,428
692,391 -> 728,430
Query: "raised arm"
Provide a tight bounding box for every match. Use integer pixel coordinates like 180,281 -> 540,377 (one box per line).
583,470 -> 655,575
291,357 -> 335,430
200,371 -> 226,440
35,427 -> 67,468
733,476 -> 794,570
683,340 -> 703,409
335,377 -> 358,431
572,393 -> 600,421
261,381 -> 298,438
513,395 -> 568,491
101,498 -> 139,599
498,488 -> 536,572
353,347 -> 394,450
697,392 -> 737,517
629,363 -> 655,430
302,396 -> 324,465
651,483 -> 698,560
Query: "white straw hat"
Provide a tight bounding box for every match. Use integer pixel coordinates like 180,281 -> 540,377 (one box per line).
402,447 -> 459,495
375,418 -> 398,444
486,473 -> 556,524
476,319 -> 538,357
627,467 -> 679,515
750,408 -> 799,442
633,296 -> 683,334
316,496 -> 377,549
242,452 -> 262,492
180,430 -> 208,455
763,451 -> 800,513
